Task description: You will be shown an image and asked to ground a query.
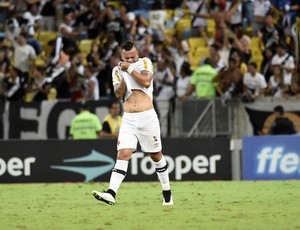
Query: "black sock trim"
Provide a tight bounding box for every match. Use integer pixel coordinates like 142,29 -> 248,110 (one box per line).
163,190 -> 171,202
107,189 -> 116,198
112,168 -> 126,176
156,163 -> 168,173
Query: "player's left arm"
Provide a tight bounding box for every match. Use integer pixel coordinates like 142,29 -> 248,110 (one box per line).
119,58 -> 153,88
129,69 -> 152,88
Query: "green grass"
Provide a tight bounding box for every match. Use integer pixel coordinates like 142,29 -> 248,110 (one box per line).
0,181 -> 300,230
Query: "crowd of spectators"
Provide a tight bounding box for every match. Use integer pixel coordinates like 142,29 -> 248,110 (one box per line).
0,0 -> 299,104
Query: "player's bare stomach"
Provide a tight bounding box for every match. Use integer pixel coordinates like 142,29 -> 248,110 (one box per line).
123,90 -> 153,113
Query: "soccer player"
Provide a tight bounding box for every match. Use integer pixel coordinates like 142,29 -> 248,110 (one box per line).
92,41 -> 173,206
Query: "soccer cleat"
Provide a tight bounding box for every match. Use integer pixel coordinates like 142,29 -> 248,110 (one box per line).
163,195 -> 173,206
92,190 -> 115,206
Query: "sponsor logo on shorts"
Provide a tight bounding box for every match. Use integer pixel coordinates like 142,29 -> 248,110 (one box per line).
152,135 -> 160,148
152,135 -> 158,143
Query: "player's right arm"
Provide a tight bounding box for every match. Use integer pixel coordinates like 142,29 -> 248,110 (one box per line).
112,67 -> 126,99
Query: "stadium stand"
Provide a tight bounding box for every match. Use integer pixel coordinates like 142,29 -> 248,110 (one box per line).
188,37 -> 207,52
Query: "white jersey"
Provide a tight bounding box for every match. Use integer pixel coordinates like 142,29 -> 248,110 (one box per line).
243,72 -> 267,93
148,10 -> 167,30
112,57 -> 154,101
271,53 -> 295,85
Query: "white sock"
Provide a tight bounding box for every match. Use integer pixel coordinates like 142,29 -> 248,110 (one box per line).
154,155 -> 171,191
108,159 -> 129,193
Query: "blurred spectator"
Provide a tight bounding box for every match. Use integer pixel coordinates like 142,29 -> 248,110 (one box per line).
59,8 -> 86,41
0,48 -> 9,82
119,3 -> 136,41
2,66 -> 23,101
85,0 -> 104,39
187,0 -> 241,47
100,100 -> 122,138
82,65 -> 99,101
98,54 -> 119,98
24,66 -> 45,102
180,57 -> 218,100
69,102 -> 102,139
148,0 -> 167,42
209,44 -> 226,73
97,5 -> 123,43
213,57 -> 243,101
47,35 -> 79,68
64,0 -> 90,28
268,105 -> 297,135
149,40 -> 163,69
242,62 -> 267,103
6,29 -> 36,86
154,59 -> 176,100
33,50 -> 71,101
99,32 -> 118,63
266,65 -> 288,98
130,14 -> 150,44
271,43 -> 295,86
291,72 -> 300,97
253,0 -> 272,35
40,0 -> 61,31
137,32 -> 153,57
175,61 -> 193,98
272,0 -> 299,38
67,70 -> 84,102
230,50 -> 248,75
228,0 -> 243,32
258,12 -> 285,54
228,28 -> 252,64
260,46 -> 274,83
86,41 -> 106,72
8,0 -> 29,38
242,0 -> 255,30
183,0 -> 209,39
161,31 -> 189,76
23,1 -> 43,54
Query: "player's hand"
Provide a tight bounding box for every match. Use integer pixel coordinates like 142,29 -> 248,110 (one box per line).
118,61 -> 130,71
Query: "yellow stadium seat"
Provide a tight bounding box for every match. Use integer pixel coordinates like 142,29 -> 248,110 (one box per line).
188,47 -> 210,70
164,28 -> 176,39
245,26 -> 253,37
250,37 -> 263,57
251,54 -> 264,72
106,1 -> 120,10
250,36 -> 259,48
79,39 -> 94,55
180,8 -> 191,19
165,9 -> 174,20
206,19 -> 215,38
36,31 -> 58,45
175,18 -> 192,34
188,37 -> 207,52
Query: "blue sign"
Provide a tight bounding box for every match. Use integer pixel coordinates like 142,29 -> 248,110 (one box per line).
243,135 -> 300,180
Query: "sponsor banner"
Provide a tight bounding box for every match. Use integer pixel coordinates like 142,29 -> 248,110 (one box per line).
0,100 -> 112,140
243,100 -> 300,135
242,135 -> 300,180
0,138 -> 231,183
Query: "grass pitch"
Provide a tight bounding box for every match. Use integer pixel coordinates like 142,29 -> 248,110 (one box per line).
0,181 -> 299,230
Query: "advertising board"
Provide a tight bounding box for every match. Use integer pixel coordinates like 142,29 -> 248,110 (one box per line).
0,138 -> 231,183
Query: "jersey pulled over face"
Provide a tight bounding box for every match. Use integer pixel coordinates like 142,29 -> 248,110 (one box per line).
121,47 -> 139,63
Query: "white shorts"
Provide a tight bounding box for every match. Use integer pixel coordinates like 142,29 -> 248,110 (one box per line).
117,109 -> 162,153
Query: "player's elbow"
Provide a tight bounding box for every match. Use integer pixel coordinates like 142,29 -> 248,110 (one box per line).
143,81 -> 151,88
114,91 -> 124,100
141,78 -> 151,88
